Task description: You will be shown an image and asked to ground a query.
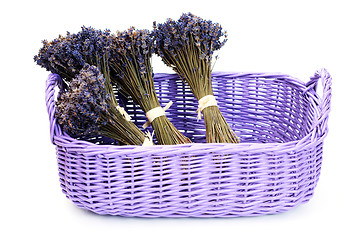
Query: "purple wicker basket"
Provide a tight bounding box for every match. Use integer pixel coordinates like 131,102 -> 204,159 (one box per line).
45,69 -> 332,217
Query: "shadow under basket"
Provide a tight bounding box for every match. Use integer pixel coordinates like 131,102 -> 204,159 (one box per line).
45,69 -> 332,217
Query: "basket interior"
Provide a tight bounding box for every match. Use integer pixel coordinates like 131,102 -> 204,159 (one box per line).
72,73 -> 314,145
111,73 -> 313,144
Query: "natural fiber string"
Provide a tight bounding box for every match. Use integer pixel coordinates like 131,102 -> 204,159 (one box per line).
116,106 -> 132,121
143,101 -> 173,129
196,95 -> 218,120
116,105 -> 154,145
142,131 -> 154,146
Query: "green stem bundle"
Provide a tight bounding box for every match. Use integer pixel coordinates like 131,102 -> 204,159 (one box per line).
109,28 -> 191,145
157,35 -> 239,143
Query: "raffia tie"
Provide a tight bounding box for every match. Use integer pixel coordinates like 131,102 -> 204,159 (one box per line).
116,106 -> 132,121
196,95 -> 218,121
142,131 -> 154,146
142,101 -> 173,129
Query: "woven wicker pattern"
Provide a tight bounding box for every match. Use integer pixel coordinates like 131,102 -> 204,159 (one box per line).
46,69 -> 332,217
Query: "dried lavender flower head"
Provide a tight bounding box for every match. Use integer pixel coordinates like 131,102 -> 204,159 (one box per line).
152,12 -> 227,62
74,26 -> 111,61
55,64 -> 110,137
34,26 -> 111,81
109,27 -> 154,75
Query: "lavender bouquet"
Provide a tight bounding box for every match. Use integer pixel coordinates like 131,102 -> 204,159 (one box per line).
35,28 -> 152,145
108,27 -> 191,145
153,13 -> 239,143
56,64 -> 152,146
34,27 -> 121,106
34,26 -> 110,81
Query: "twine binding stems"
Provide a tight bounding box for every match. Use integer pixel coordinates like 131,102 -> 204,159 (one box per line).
116,106 -> 132,121
143,101 -> 173,129
196,95 -> 218,121
142,131 -> 154,146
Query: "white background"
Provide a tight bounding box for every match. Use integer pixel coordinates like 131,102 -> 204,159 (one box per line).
1,0 -> 359,239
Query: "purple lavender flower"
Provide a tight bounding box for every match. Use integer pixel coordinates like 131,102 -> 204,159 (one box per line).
109,27 -> 154,77
55,64 -> 148,145
152,12 -> 227,63
34,26 -> 111,82
55,64 -> 109,137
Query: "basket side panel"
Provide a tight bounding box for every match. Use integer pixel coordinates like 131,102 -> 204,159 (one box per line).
55,138 -> 324,217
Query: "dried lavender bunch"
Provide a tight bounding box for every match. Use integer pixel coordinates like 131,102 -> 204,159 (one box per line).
56,64 -> 152,146
153,13 -> 239,143
34,26 -> 111,81
108,27 -> 191,145
35,26 -> 123,112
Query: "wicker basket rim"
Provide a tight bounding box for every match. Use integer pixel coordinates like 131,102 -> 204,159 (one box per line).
47,69 -> 332,151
